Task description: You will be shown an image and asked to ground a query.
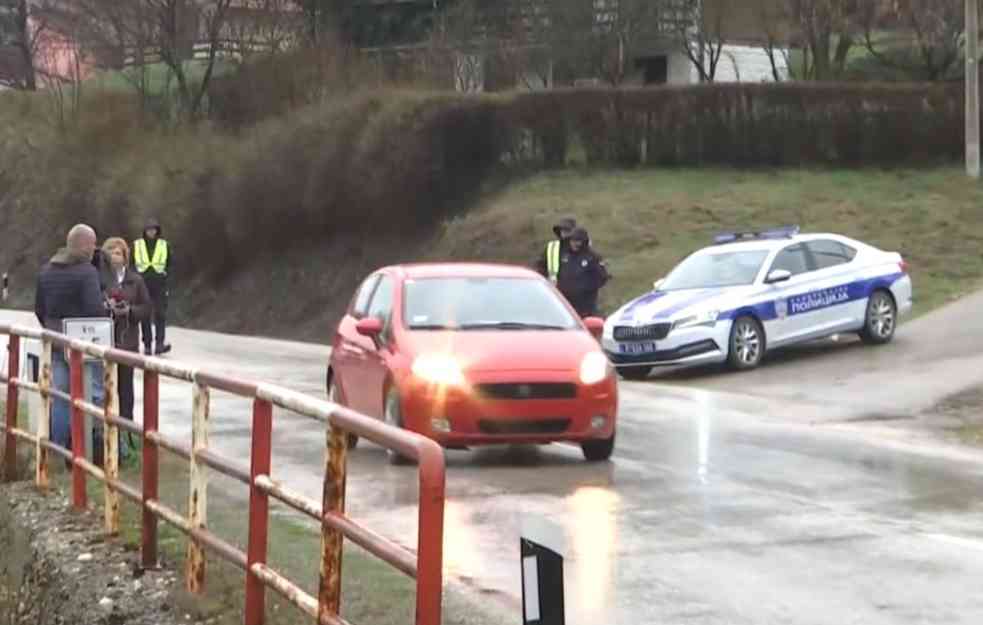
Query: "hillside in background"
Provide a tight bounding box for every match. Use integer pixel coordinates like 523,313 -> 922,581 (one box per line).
2,81 -> 982,342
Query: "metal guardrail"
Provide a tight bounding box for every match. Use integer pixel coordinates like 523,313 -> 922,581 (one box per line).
0,323 -> 446,625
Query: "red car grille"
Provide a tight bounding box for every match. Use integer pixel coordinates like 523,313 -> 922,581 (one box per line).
478,419 -> 572,435
475,383 -> 578,400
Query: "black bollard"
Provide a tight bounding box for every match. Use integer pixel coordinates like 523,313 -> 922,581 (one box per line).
520,535 -> 565,624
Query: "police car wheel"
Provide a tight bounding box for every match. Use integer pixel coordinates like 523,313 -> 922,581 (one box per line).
327,373 -> 359,450
618,366 -> 652,381
860,290 -> 897,345
727,316 -> 765,371
581,432 -> 615,462
384,387 -> 412,465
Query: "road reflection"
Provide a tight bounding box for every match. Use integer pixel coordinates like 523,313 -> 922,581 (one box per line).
568,486 -> 620,621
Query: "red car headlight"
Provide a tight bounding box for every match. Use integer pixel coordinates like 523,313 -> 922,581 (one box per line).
580,352 -> 612,385
411,354 -> 467,387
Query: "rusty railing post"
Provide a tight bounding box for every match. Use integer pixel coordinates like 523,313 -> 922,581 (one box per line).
36,339 -> 51,490
244,398 -> 273,625
318,420 -> 348,620
142,370 -> 160,569
70,348 -> 86,509
186,382 -> 210,594
416,446 -> 446,625
103,359 -> 120,535
3,334 -> 20,482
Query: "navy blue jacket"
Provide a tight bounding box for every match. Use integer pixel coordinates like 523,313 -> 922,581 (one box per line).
556,246 -> 610,317
34,249 -> 107,332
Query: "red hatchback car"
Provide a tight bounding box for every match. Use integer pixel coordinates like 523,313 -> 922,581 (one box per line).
326,263 -> 619,463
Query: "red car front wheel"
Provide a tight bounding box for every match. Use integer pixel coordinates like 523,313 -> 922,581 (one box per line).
581,431 -> 616,462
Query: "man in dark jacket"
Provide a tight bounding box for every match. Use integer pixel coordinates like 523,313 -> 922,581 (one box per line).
34,224 -> 107,453
133,218 -> 172,355
555,227 -> 610,317
535,216 -> 577,283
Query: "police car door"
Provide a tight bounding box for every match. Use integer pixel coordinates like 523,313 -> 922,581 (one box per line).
801,239 -> 863,333
762,243 -> 815,345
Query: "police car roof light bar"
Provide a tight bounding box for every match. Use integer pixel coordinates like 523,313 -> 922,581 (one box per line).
713,225 -> 800,245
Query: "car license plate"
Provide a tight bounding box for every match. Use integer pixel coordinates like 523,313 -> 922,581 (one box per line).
620,341 -> 657,355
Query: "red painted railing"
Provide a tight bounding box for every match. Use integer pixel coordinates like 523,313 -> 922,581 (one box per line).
0,323 -> 446,625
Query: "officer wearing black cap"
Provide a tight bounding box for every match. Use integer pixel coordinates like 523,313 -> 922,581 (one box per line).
556,227 -> 610,317
535,217 -> 577,283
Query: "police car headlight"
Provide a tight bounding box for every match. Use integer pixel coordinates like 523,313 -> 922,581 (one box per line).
580,352 -> 612,385
672,310 -> 720,331
602,318 -> 614,340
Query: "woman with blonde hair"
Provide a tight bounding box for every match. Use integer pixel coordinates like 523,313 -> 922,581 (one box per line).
101,237 -> 152,458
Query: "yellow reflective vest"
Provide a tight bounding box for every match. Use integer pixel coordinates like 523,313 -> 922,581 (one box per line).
546,240 -> 561,282
133,238 -> 168,275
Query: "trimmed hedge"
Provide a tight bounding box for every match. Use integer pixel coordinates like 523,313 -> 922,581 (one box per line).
493,82 -> 965,167
210,73 -> 969,168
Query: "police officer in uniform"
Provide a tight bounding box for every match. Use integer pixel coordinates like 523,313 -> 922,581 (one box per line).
555,227 -> 610,317
133,218 -> 172,355
535,217 -> 577,283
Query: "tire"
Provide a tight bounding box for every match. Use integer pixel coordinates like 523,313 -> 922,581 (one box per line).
581,432 -> 616,462
383,387 -> 412,465
727,316 -> 765,371
618,365 -> 652,381
860,290 -> 897,345
327,372 -> 358,450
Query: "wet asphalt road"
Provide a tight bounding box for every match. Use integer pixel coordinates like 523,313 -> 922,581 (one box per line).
4,293 -> 983,624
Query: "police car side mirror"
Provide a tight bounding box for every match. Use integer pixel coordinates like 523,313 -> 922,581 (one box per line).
765,269 -> 792,284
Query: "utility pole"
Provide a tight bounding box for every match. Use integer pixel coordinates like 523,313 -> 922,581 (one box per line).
968,0 -> 980,178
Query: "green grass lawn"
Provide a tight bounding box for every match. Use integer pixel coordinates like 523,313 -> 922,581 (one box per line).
84,60 -> 237,96
431,167 -> 983,318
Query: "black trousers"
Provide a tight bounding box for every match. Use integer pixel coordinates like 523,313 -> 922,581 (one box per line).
141,290 -> 167,348
119,364 -> 134,421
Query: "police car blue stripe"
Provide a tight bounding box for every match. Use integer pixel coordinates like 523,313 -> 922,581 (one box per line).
719,272 -> 905,321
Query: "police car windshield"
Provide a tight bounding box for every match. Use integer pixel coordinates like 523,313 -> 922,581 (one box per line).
403,277 -> 578,330
660,250 -> 769,291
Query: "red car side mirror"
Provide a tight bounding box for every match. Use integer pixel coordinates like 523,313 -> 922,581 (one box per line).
583,316 -> 605,339
356,317 -> 384,338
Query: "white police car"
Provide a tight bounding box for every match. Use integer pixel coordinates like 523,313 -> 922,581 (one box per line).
602,227 -> 913,379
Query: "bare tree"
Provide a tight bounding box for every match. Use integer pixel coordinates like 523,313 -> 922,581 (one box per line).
753,0 -> 793,81
1,0 -> 45,89
787,0 -> 861,80
66,0 -> 235,118
544,0 -> 669,86
224,0 -> 302,59
150,0 -> 234,117
34,3 -> 86,127
861,0 -> 966,81
672,0 -> 727,83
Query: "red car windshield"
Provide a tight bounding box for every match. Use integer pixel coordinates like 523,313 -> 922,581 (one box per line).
403,277 -> 579,330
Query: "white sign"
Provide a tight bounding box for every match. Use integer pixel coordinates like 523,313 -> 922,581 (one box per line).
522,556 -> 541,622
62,317 -> 114,360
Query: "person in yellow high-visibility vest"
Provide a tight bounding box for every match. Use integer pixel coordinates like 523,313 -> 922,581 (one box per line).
534,217 -> 577,283
133,218 -> 172,355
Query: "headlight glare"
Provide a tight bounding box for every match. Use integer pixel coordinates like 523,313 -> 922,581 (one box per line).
580,352 -> 612,385
412,355 -> 466,386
